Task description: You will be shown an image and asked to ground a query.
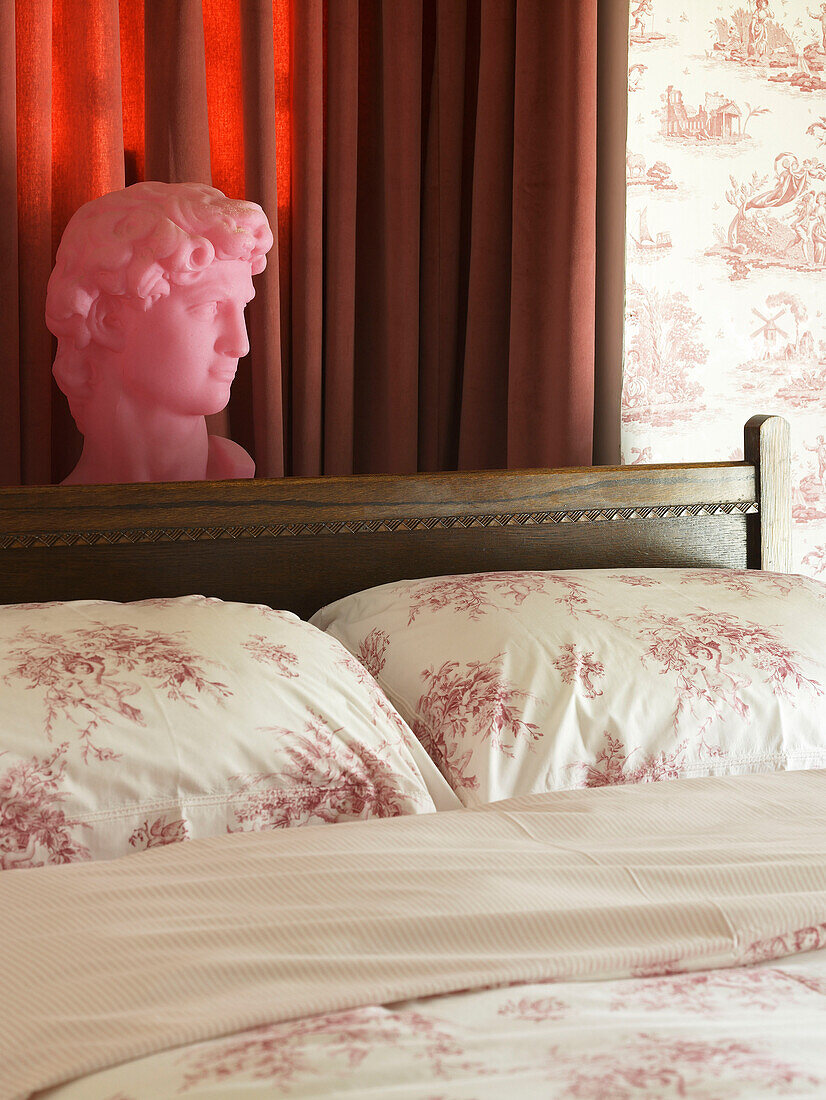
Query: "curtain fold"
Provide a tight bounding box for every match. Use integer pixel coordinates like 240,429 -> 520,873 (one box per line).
1,0 -> 601,485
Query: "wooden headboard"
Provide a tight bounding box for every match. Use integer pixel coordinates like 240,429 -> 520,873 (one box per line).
0,416 -> 791,618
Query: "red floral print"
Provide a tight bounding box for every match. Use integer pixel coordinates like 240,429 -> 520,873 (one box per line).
241,634 -> 299,677
128,814 -> 189,850
0,745 -> 90,869
606,574 -> 661,586
229,710 -> 421,830
335,649 -> 410,738
547,1033 -> 816,1097
356,628 -> 391,679
568,731 -> 714,787
402,571 -> 548,623
3,623 -> 232,762
610,968 -> 822,1015
743,923 -> 826,965
497,994 -> 568,1022
680,569 -> 798,598
180,1006 -> 487,1090
630,608 -> 823,732
552,644 -> 605,698
413,656 -> 541,793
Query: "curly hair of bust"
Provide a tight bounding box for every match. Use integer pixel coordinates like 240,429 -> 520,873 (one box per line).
46,182 -> 273,413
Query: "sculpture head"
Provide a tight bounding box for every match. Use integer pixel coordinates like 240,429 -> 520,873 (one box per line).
46,182 -> 273,483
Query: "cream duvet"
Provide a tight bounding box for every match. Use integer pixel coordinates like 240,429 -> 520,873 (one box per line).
3,768 -> 826,1099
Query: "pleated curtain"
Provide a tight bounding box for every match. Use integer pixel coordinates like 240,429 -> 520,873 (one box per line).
0,0 -> 599,485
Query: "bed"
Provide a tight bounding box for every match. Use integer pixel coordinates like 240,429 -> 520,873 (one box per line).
3,413 -> 826,1100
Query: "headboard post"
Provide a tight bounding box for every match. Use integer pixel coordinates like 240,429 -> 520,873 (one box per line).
744,414 -> 791,573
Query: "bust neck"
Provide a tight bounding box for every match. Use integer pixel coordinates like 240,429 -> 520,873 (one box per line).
64,393 -> 210,484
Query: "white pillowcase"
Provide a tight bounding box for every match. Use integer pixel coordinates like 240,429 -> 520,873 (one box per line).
310,569 -> 826,806
0,596 -> 458,869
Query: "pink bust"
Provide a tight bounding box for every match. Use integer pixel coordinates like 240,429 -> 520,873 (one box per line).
46,182 -> 273,484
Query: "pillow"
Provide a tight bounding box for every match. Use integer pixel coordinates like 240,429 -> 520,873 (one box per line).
0,596 -> 458,869
310,569 -> 826,806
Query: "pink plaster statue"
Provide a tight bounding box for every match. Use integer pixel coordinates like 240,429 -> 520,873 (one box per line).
45,181 -> 273,484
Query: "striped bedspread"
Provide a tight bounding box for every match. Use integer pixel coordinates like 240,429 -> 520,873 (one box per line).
3,768 -> 826,1099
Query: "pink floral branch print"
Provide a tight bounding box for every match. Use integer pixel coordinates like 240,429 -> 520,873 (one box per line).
545,1034 -> 817,1097
241,635 -> 299,677
552,644 -> 605,698
742,922 -> 826,965
180,1006 -> 488,1090
0,745 -> 90,869
609,968 -> 821,1015
606,574 -> 661,586
568,731 -> 725,788
413,656 -> 541,794
3,623 -> 232,763
356,628 -> 391,679
680,569 -> 798,598
629,608 -> 823,733
128,814 -> 189,850
229,710 -> 422,830
497,994 -> 569,1022
402,571 -> 549,623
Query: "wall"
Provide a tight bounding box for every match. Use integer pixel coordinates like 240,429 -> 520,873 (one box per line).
622,0 -> 826,575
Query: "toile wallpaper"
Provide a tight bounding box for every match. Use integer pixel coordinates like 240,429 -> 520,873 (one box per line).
622,0 -> 826,575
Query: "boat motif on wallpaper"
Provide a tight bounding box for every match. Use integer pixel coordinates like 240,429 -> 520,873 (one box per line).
707,2 -> 826,95
658,85 -> 769,145
708,151 -> 826,277
631,207 -> 673,261
622,280 -> 708,429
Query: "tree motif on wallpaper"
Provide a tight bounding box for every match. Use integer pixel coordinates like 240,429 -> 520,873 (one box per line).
412,656 -> 542,794
2,623 -> 232,763
179,1007 -> 488,1090
623,280 -> 707,427
0,745 -> 90,869
228,711 -> 420,830
128,814 -> 189,850
630,608 -> 823,731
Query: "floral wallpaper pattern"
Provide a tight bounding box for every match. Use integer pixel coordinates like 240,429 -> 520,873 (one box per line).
623,0 -> 826,574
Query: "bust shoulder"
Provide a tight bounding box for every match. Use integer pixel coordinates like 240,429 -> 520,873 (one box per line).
206,435 -> 256,480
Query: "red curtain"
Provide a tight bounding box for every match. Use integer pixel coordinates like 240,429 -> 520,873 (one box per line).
0,0 -> 597,485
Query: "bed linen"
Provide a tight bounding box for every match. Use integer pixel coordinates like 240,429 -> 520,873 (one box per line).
4,767 -> 826,1100
0,596 -> 458,870
36,950 -> 826,1098
311,568 -> 826,805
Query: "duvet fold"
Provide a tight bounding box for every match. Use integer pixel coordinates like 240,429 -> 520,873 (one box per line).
3,768 -> 826,1100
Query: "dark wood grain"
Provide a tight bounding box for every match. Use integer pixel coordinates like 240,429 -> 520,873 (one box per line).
0,416 -> 790,616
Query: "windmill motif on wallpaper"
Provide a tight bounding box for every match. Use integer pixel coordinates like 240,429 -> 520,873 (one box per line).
622,0 -> 826,576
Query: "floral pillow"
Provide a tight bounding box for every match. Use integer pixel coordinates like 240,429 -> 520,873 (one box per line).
0,596 -> 459,869
310,569 -> 826,806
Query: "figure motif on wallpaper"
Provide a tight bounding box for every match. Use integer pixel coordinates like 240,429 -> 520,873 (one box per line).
711,151 -> 826,273
708,4 -> 824,92
622,280 -> 708,429
45,182 -> 273,484
629,0 -> 667,45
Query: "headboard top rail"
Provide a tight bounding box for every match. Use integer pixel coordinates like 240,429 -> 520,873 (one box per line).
0,416 -> 791,615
